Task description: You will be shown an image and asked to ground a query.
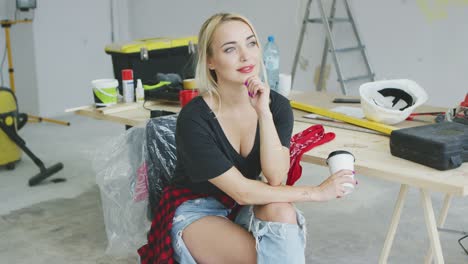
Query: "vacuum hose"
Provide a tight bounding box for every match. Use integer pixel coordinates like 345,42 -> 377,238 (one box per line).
28,162 -> 64,186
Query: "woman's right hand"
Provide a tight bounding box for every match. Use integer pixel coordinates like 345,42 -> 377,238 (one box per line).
317,169 -> 357,201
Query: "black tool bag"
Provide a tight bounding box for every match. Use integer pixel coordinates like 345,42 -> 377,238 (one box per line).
390,122 -> 468,170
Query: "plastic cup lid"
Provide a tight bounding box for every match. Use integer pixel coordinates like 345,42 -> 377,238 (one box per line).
326,150 -> 355,164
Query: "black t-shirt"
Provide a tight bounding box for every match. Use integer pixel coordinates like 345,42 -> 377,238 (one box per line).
171,90 -> 294,195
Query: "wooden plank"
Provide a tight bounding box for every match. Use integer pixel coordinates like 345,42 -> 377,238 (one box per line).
96,103 -> 142,114
71,92 -> 468,196
294,111 -> 381,135
65,105 -> 94,113
291,101 -> 395,135
294,121 -> 468,195
73,101 -> 181,127
289,91 -> 447,130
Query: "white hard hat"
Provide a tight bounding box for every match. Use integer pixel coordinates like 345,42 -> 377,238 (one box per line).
359,79 -> 428,125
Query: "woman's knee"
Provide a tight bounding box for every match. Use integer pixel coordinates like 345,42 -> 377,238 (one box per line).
253,202 -> 297,224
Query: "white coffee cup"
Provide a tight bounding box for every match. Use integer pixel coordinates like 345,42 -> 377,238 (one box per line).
326,150 -> 355,195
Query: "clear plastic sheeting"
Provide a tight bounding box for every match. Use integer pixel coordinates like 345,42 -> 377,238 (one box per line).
93,113 -> 178,257
145,115 -> 178,216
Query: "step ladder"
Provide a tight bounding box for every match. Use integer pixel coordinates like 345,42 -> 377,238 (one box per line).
291,0 -> 375,95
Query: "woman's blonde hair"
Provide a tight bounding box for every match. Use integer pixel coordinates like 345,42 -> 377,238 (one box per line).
195,13 -> 267,107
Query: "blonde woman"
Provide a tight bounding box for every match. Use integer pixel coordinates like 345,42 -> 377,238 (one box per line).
139,13 -> 356,264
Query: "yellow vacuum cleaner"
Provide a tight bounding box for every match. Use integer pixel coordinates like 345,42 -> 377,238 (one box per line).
0,87 -> 22,169
0,87 -> 63,186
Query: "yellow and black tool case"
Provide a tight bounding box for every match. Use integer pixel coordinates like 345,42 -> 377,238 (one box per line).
105,36 -> 198,94
0,87 -> 22,169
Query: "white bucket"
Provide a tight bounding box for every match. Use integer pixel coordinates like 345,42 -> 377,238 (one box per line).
92,79 -> 118,107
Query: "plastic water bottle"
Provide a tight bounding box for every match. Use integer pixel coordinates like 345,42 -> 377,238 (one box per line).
263,35 -> 280,91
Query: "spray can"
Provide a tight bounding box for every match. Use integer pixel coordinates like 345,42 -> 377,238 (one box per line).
122,69 -> 134,103
136,79 -> 145,103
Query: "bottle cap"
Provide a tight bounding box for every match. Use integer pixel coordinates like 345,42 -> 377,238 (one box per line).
122,69 -> 133,81
268,35 -> 274,42
137,79 -> 143,88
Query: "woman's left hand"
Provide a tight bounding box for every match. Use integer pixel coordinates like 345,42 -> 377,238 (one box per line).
244,76 -> 270,114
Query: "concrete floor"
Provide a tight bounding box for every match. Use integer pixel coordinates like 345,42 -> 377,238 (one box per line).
0,114 -> 467,263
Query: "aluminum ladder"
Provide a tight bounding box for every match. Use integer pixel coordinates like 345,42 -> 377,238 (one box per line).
291,0 -> 375,95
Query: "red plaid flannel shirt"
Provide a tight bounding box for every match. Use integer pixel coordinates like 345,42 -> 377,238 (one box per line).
138,124 -> 334,264
138,186 -> 237,264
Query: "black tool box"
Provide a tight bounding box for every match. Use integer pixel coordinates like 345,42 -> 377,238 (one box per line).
105,37 -> 197,95
390,122 -> 468,170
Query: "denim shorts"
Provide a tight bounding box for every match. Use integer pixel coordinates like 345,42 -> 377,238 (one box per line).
170,197 -> 307,264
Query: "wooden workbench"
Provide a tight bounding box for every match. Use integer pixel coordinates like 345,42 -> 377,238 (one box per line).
72,91 -> 466,264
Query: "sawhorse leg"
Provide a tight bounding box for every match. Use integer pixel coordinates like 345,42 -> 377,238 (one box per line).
379,184 -> 409,264
421,190 -> 449,264
425,194 -> 452,264
379,186 -> 447,264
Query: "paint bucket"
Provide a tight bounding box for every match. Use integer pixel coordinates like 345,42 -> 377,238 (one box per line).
92,79 -> 118,107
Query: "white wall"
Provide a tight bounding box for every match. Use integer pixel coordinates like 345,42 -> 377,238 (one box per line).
111,0 -> 131,43
1,0 -> 467,116
0,0 -> 10,89
0,0 -> 120,117
128,0 -> 304,73
33,0 -> 115,117
129,0 -> 468,108
352,1 -> 468,107
0,0 -> 39,114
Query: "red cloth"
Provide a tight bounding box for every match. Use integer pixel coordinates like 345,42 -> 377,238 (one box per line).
287,124 -> 335,186
138,124 -> 335,263
138,186 -> 237,264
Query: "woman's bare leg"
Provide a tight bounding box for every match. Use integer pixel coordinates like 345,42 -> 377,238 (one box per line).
251,203 -> 305,264
182,216 -> 257,264
182,203 -> 300,264
253,202 -> 298,224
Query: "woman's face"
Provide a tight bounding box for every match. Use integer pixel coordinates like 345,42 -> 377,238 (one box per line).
208,20 -> 260,86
